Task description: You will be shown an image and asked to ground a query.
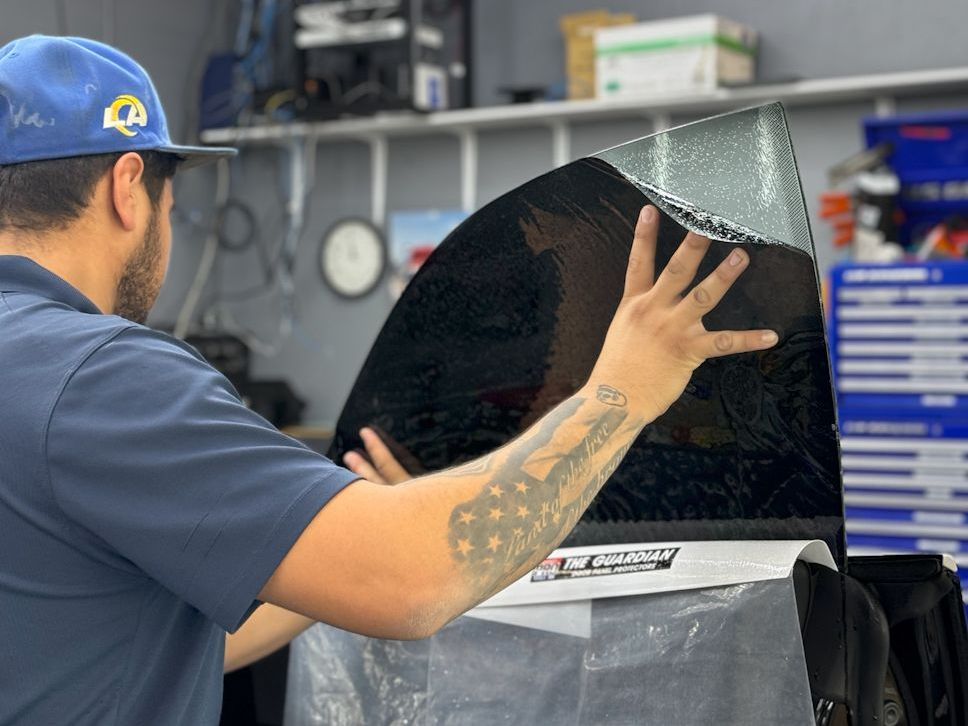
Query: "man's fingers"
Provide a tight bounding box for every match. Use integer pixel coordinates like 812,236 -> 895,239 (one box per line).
343,450 -> 386,485
652,231 -> 711,300
679,247 -> 749,316
360,427 -> 411,485
698,329 -> 780,359
624,205 -> 658,298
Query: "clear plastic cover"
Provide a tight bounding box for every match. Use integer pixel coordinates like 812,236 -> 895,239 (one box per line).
285,579 -> 815,725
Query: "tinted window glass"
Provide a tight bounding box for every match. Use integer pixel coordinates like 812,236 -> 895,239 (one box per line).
331,105 -> 845,565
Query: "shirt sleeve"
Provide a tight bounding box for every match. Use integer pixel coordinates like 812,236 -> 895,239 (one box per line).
46,326 -> 360,632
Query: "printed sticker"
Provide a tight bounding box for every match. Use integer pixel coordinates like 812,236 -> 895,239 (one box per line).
531,547 -> 679,582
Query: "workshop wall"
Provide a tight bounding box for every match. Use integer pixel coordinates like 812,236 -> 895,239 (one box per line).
3,1 -> 968,426
474,0 -> 968,106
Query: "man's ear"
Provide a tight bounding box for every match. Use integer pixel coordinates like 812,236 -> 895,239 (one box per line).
110,152 -> 147,231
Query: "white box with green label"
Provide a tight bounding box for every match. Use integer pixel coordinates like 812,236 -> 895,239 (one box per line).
595,14 -> 757,99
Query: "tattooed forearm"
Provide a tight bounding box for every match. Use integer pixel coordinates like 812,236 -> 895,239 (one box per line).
447,385 -> 638,590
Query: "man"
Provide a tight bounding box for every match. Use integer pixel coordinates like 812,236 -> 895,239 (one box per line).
0,36 -> 778,724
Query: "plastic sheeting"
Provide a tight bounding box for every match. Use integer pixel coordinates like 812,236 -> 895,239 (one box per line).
329,103 -> 845,565
285,578 -> 815,725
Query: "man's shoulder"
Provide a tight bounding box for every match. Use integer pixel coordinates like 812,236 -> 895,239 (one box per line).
89,323 -> 207,363
0,304 -> 210,461
4,297 -> 219,415
15,302 -> 205,378
47,323 -> 237,440
6,294 -> 135,364
66,323 -> 217,392
1,300 -> 131,403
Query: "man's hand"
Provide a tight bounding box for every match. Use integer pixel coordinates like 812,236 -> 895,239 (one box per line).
343,427 -> 411,485
259,205 -> 779,641
588,205 -> 777,422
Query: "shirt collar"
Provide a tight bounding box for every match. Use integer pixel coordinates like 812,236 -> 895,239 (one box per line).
0,255 -> 103,315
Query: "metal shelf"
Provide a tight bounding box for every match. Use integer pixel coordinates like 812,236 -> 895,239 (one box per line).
200,67 -> 968,145
199,67 -> 968,224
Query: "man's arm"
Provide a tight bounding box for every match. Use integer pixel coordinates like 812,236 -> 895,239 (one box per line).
224,604 -> 314,673
225,446 -> 410,672
259,207 -> 777,640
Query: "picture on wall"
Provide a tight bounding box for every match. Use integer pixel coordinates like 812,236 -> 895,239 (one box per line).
388,209 -> 470,299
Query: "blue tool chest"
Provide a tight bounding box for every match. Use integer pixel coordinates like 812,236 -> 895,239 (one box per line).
829,261 -> 968,608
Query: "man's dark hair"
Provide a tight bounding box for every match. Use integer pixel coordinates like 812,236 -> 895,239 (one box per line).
0,151 -> 179,233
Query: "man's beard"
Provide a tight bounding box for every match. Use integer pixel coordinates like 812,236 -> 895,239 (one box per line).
114,210 -> 163,325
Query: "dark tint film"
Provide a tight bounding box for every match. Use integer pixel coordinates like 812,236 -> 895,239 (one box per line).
331,106 -> 845,565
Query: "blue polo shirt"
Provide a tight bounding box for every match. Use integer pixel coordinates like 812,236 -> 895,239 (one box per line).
0,256 -> 359,725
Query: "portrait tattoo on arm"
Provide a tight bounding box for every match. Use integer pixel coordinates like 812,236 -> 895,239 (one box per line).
447,385 -> 635,591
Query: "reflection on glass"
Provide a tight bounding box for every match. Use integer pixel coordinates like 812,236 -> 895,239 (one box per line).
330,103 -> 845,566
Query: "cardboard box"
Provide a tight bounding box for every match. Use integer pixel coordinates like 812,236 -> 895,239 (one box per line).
595,14 -> 757,99
561,10 -> 636,100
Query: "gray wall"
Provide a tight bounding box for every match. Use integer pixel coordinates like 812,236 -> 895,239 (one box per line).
4,1 -> 968,425
473,0 -> 968,105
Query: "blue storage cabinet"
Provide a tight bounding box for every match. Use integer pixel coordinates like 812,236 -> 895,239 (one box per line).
829,262 -> 968,610
864,109 -> 968,245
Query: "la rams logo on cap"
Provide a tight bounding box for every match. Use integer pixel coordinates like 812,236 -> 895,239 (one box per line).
102,94 -> 148,137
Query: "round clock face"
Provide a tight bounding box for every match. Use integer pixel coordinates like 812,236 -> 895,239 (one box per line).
320,219 -> 386,298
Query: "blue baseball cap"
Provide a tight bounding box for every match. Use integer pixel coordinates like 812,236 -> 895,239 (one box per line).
0,35 -> 236,169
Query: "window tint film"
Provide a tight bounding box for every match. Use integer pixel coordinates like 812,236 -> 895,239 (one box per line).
330,103 -> 845,566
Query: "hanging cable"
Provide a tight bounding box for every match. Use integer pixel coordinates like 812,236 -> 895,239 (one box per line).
235,0 -> 257,57
217,199 -> 259,253
205,138 -> 313,357
179,0 -> 233,143
174,158 -> 231,339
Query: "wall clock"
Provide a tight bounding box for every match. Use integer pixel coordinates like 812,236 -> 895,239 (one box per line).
319,218 -> 386,299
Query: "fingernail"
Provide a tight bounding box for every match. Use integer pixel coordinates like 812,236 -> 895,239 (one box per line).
729,250 -> 746,267
640,205 -> 656,223
762,331 -> 778,345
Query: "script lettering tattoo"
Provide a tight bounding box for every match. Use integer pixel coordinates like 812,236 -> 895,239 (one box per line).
447,386 -> 634,588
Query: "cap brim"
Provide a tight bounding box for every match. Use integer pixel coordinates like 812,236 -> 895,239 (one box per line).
157,144 -> 238,170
